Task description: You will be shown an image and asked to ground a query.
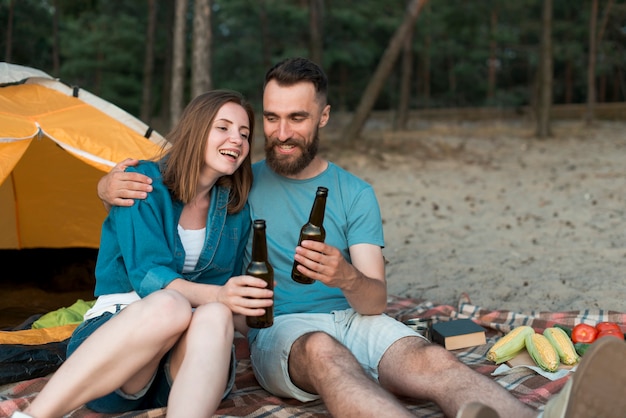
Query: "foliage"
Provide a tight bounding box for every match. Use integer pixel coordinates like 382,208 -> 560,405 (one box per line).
58,2 -> 147,115
1,0 -> 624,122
0,0 -> 54,71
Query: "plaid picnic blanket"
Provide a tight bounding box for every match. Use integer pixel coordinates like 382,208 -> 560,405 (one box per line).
2,294 -> 625,418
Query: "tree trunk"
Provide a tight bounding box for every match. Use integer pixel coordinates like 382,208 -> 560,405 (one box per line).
192,0 -> 212,99
564,60 -> 573,104
141,0 -> 157,122
594,0 -> 614,105
418,2 -> 431,108
487,9 -> 498,101
309,0 -> 324,65
52,0 -> 60,75
170,0 -> 188,127
160,0 -> 174,127
421,32 -> 431,107
447,52 -> 456,99
585,0 -> 598,126
95,50 -> 103,96
259,0 -> 271,70
613,68 -> 624,102
599,73 -> 607,103
535,0 -> 553,138
338,63 -> 348,112
343,0 -> 427,142
395,22 -> 414,131
4,0 -> 14,62
596,0 -> 614,44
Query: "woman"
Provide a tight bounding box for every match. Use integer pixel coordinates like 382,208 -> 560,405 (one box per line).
16,90 -> 273,418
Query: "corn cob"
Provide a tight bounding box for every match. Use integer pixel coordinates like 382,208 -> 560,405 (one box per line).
486,325 -> 534,364
526,332 -> 560,372
543,327 -> 580,365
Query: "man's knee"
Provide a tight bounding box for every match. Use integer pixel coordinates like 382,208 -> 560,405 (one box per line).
292,331 -> 344,362
290,331 -> 357,377
382,336 -> 465,377
289,332 -> 355,394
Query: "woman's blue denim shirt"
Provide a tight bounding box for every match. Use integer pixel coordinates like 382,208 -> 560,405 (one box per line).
94,161 -> 251,297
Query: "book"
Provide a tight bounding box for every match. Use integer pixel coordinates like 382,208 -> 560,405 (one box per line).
430,319 -> 487,350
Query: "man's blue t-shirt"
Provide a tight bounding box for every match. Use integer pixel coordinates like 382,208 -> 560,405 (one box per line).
245,160 -> 384,323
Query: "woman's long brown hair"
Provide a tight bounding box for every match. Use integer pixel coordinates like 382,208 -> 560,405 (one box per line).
159,90 -> 254,213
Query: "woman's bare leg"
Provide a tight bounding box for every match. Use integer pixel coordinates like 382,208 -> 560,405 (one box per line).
166,302 -> 234,417
25,290 -> 192,418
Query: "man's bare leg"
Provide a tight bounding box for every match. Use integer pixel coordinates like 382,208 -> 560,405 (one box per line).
379,336 -> 537,418
288,332 -> 414,418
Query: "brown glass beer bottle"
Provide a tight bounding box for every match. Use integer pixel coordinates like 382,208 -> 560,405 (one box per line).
246,219 -> 274,328
291,186 -> 328,284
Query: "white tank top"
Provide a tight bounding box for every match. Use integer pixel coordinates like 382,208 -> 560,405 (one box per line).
177,225 -> 206,272
84,225 -> 206,320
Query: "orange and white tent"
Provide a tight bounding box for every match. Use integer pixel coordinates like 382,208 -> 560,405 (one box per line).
0,63 -> 169,249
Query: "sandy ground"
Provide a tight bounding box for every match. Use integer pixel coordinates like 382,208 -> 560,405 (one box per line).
2,120 -> 625,329
322,120 -> 626,313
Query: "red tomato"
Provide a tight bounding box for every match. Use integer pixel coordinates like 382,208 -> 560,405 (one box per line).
572,323 -> 598,344
596,322 -> 622,333
597,328 -> 625,340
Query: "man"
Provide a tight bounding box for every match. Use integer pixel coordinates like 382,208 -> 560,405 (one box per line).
99,58 -> 626,418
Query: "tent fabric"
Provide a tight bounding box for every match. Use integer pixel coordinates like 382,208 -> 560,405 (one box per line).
0,63 -> 169,249
0,325 -> 77,345
0,62 -> 50,84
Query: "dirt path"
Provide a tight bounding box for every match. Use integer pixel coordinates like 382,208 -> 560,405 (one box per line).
327,120 -> 626,313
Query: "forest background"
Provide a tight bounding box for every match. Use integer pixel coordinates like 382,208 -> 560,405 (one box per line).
2,0 -> 625,138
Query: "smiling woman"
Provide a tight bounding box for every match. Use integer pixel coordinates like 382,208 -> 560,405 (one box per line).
11,90 -> 268,418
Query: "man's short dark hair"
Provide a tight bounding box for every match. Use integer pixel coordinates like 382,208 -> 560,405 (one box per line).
264,57 -> 328,103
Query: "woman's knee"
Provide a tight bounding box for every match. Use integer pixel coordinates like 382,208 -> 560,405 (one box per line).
192,303 -> 234,334
136,289 -> 192,331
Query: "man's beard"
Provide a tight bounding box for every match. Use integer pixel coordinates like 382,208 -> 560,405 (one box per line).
265,133 -> 319,176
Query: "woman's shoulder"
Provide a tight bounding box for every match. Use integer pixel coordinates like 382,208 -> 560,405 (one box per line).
124,161 -> 169,203
126,160 -> 160,176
